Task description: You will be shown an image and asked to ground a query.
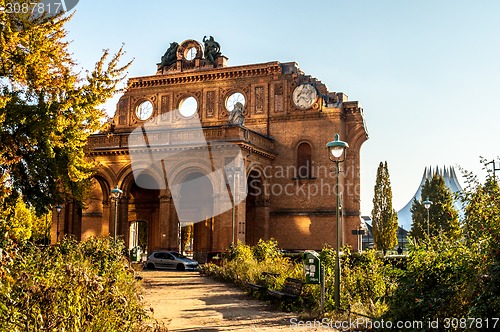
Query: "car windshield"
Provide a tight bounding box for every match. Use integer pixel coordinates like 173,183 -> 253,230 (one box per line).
170,252 -> 186,258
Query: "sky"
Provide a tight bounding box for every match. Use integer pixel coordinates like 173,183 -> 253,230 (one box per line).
64,0 -> 500,217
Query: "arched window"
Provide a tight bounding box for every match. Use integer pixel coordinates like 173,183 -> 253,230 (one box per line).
297,142 -> 312,178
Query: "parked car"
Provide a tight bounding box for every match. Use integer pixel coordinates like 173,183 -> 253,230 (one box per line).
146,251 -> 198,271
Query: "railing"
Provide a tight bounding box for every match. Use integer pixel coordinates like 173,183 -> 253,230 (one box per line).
88,126 -> 274,152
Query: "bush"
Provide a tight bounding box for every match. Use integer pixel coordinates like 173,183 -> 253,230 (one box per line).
0,237 -> 148,332
201,240 -> 398,316
319,247 -> 398,317
385,235 -> 495,327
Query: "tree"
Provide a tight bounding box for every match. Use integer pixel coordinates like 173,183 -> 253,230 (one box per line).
371,161 -> 398,254
459,163 -> 500,317
181,224 -> 194,254
410,174 -> 460,240
0,7 -> 131,215
0,196 -> 50,245
387,161 -> 500,321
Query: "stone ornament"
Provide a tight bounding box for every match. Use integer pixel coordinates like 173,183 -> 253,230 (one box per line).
292,83 -> 318,110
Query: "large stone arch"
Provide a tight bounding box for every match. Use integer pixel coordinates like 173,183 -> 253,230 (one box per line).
94,165 -> 115,193
81,175 -> 111,240
165,160 -> 219,262
245,164 -> 270,245
113,168 -> 162,250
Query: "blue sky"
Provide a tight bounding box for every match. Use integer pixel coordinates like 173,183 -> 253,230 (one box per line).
65,0 -> 500,216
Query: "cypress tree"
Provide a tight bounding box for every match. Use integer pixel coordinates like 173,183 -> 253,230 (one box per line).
371,161 -> 399,254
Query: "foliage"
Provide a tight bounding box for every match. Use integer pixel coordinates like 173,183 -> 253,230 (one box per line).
319,247 -> 398,318
200,240 -> 304,310
0,196 -> 51,245
385,236 -> 480,326
201,240 -> 399,317
410,174 -> 460,240
0,5 -> 132,214
458,161 -> 500,317
371,161 -> 398,253
386,161 -> 500,328
217,240 -> 299,288
180,224 -> 193,254
0,237 -> 149,332
252,238 -> 281,262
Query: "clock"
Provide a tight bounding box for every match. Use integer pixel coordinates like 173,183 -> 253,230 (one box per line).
185,47 -> 197,61
136,100 -> 153,120
292,84 -> 318,110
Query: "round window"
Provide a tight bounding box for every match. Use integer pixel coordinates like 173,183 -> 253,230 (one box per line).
179,96 -> 198,117
136,100 -> 153,120
184,47 -> 197,61
226,92 -> 246,112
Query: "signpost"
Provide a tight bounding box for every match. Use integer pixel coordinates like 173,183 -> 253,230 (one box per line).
303,251 -> 324,313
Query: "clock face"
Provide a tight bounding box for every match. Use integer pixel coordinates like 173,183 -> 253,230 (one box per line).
185,47 -> 197,61
226,92 -> 246,112
292,84 -> 318,110
136,100 -> 153,120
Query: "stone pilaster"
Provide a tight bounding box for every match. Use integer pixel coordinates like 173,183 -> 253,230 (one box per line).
158,191 -> 172,249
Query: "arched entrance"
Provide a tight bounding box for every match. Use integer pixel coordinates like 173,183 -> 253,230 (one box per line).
129,220 -> 148,252
81,177 -> 109,240
127,173 -> 159,251
177,172 -> 214,262
245,169 -> 267,246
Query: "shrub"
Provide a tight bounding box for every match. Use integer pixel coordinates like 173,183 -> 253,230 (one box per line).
319,247 -> 398,317
252,238 -> 281,262
0,237 -> 148,332
385,236 -> 482,326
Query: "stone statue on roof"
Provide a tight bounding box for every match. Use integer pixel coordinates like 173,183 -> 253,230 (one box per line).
203,36 -> 221,64
158,42 -> 179,70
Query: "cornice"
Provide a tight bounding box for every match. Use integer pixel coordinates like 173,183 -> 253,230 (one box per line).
128,62 -> 283,89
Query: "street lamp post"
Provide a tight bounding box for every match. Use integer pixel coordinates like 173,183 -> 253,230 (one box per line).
326,133 -> 349,310
111,185 -> 123,244
55,205 -> 62,242
423,197 -> 432,236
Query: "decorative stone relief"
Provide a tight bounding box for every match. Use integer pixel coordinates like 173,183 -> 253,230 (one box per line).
255,86 -> 264,114
274,83 -> 284,113
206,91 -> 216,118
160,94 -> 171,121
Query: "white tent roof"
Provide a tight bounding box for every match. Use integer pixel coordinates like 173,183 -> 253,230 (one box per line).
397,166 -> 463,231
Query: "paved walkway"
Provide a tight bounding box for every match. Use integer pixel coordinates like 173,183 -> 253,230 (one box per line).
140,270 -> 328,332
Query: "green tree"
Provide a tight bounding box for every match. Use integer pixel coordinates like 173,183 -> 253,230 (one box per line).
459,162 -> 500,317
0,196 -> 51,249
410,174 -> 460,240
371,161 -> 398,254
181,224 -> 193,254
0,5 -> 131,214
387,161 -> 500,323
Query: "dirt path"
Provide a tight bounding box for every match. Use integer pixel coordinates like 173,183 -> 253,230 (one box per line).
140,270 -> 326,331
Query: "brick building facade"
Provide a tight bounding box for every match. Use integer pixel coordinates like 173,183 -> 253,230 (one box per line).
52,38 -> 368,262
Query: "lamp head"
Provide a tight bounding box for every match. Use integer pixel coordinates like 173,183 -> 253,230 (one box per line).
55,205 -> 62,213
111,185 -> 123,199
423,197 -> 433,210
326,134 -> 349,161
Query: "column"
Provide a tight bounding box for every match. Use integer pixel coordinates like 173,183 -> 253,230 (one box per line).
119,195 -> 129,247
158,190 -> 172,250
101,200 -> 110,236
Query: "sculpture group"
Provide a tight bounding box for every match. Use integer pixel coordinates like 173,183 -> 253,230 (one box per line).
157,36 -> 222,71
